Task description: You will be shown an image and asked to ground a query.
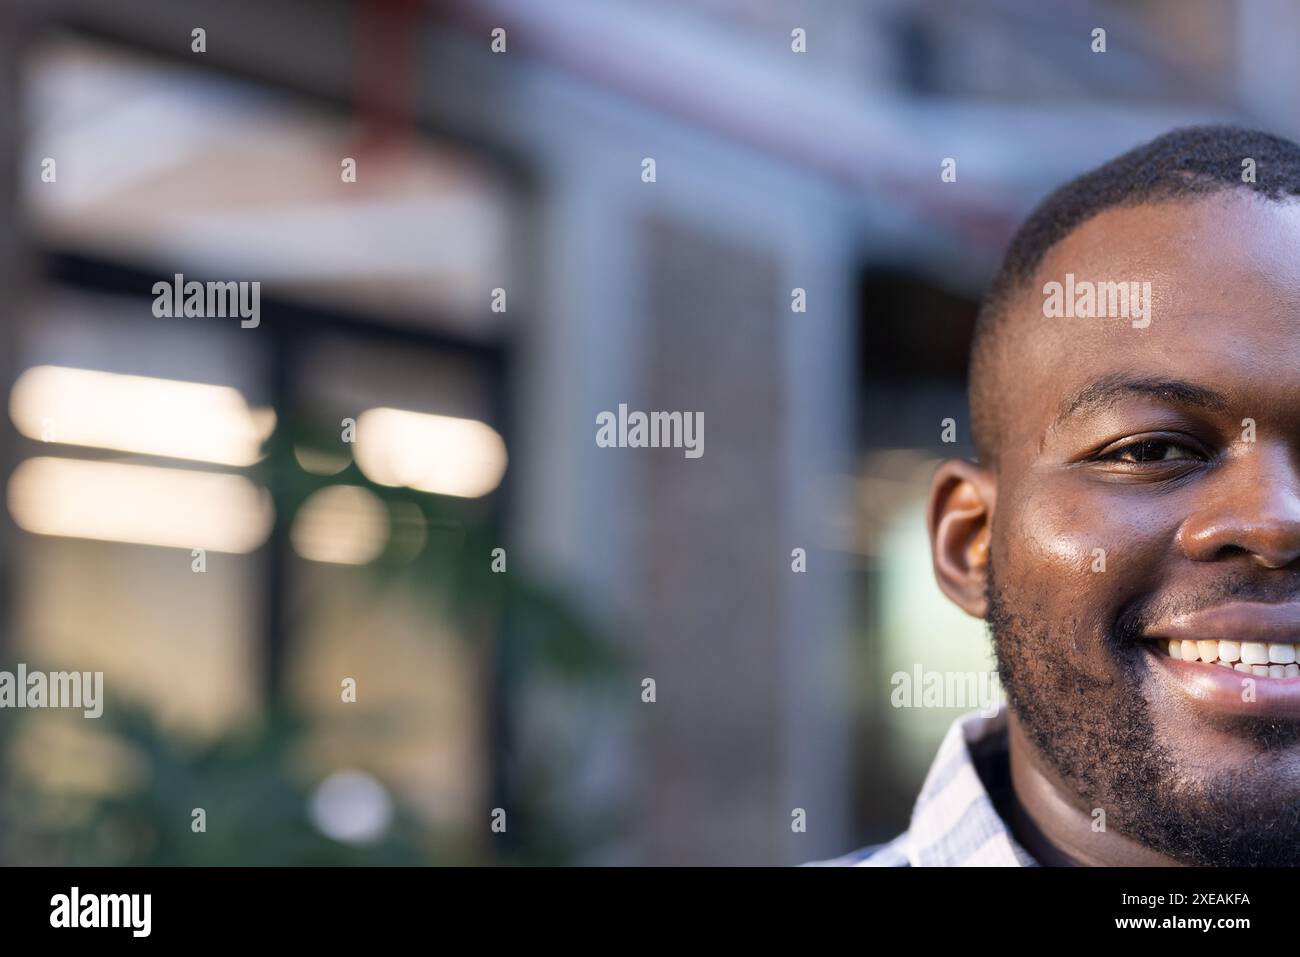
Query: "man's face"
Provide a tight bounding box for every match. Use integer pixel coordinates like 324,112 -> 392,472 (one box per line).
985,192 -> 1300,865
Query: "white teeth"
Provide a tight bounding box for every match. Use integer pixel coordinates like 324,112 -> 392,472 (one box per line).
1161,638 -> 1300,675
1241,642 -> 1271,666
1270,643 -> 1297,664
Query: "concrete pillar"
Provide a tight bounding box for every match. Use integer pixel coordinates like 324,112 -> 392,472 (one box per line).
636,215 -> 787,865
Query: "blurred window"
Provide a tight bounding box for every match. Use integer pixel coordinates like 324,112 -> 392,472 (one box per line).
12,33 -> 518,852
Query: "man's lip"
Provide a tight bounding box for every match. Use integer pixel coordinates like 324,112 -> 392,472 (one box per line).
1143,601 -> 1300,643
1145,645 -> 1300,717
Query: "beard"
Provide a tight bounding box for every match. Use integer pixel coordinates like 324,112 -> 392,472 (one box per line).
986,557 -> 1300,866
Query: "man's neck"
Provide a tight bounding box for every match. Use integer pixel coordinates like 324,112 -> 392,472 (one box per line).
1006,710 -> 1180,867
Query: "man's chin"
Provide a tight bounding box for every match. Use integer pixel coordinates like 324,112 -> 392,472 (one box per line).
989,578 -> 1300,865
1125,765 -> 1300,866
1014,672 -> 1300,865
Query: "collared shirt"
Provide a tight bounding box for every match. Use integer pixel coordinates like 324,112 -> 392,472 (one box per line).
807,708 -> 1039,867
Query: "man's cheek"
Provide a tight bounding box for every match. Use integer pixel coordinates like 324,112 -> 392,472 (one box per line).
1001,488 -> 1168,669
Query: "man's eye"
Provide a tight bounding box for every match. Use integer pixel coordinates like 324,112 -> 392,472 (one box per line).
1103,439 -> 1199,463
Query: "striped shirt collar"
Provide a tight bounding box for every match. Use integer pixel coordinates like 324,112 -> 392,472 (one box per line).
812,708 -> 1038,867
904,708 -> 1036,866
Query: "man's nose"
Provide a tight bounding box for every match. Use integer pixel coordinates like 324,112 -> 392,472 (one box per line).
1177,444 -> 1300,568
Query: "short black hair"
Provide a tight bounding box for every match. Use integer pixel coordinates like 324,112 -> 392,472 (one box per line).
969,124 -> 1300,463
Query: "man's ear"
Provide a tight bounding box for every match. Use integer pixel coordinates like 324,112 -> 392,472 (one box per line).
927,458 -> 996,618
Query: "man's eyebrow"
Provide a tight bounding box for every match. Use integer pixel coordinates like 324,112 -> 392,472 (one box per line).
1052,373 -> 1230,430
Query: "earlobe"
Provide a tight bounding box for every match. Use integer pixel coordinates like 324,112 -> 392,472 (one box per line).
927,459 -> 996,618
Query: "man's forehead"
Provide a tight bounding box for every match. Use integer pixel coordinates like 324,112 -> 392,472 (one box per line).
1011,194 -> 1300,401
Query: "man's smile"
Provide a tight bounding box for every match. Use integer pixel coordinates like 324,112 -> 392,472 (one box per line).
1146,600 -> 1300,672
1141,602 -> 1300,716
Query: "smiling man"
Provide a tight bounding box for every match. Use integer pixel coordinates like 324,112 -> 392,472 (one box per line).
825,125 -> 1300,867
